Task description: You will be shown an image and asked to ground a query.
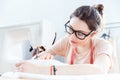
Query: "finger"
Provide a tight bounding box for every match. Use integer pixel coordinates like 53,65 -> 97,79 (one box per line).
46,54 -> 52,60
15,62 -> 22,67
15,61 -> 26,67
45,54 -> 50,60
50,55 -> 54,59
43,54 -> 47,60
39,54 -> 45,59
15,65 -> 23,72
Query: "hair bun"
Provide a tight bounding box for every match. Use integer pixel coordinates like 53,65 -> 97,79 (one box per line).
94,4 -> 104,16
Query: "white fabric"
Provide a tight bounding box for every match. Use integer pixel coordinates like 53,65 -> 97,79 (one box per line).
2,72 -> 120,80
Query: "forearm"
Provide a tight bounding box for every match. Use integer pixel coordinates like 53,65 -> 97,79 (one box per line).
34,65 -> 50,75
36,64 -> 105,75
55,64 -> 105,75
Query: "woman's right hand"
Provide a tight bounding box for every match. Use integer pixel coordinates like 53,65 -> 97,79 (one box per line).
38,52 -> 54,60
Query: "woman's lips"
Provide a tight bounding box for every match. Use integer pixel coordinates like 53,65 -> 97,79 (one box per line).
70,40 -> 77,44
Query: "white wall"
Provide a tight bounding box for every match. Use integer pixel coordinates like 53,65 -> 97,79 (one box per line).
0,0 -> 120,38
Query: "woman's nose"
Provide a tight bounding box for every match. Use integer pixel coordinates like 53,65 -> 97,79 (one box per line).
70,33 -> 77,40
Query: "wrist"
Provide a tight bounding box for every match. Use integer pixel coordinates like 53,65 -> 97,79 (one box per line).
50,65 -> 57,75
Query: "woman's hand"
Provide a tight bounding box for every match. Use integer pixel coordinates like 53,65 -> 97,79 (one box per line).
38,52 -> 54,60
15,61 -> 40,73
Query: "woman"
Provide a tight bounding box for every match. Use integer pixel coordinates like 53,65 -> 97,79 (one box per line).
16,4 -> 113,75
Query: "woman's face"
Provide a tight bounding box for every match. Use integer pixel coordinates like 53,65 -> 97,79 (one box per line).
67,17 -> 93,47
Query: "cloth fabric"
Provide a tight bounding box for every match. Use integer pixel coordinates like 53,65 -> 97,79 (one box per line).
47,36 -> 114,72
45,35 -> 113,67
69,46 -> 77,64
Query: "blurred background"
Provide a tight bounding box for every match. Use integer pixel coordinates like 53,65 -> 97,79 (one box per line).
0,0 -> 120,74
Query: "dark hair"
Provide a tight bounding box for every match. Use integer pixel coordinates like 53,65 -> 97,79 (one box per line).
70,4 -> 104,31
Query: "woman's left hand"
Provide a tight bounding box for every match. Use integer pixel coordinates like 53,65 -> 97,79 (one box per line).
15,61 -> 40,73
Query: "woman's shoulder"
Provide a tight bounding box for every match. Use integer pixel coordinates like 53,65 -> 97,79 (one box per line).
93,37 -> 111,46
93,37 -> 113,55
56,35 -> 70,48
58,35 -> 69,43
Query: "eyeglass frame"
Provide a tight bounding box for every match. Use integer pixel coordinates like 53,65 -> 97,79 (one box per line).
65,20 -> 93,40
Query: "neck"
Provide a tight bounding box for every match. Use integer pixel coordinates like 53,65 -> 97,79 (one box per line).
77,39 -> 92,54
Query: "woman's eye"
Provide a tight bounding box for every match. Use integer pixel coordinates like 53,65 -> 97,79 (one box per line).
77,32 -> 86,37
78,32 -> 84,36
67,27 -> 73,33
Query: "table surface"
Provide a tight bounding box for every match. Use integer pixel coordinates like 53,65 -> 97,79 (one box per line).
0,77 -> 26,80
1,72 -> 120,80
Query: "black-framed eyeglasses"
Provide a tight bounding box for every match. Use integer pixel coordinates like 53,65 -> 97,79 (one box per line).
65,21 -> 93,40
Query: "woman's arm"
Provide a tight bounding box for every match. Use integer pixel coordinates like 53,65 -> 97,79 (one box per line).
94,53 -> 111,73
37,36 -> 69,60
16,63 -> 103,75
16,54 -> 110,75
55,64 -> 104,75
48,54 -> 110,75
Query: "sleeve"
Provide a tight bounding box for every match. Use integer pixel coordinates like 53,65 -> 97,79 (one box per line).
45,36 -> 70,57
94,39 -> 113,57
